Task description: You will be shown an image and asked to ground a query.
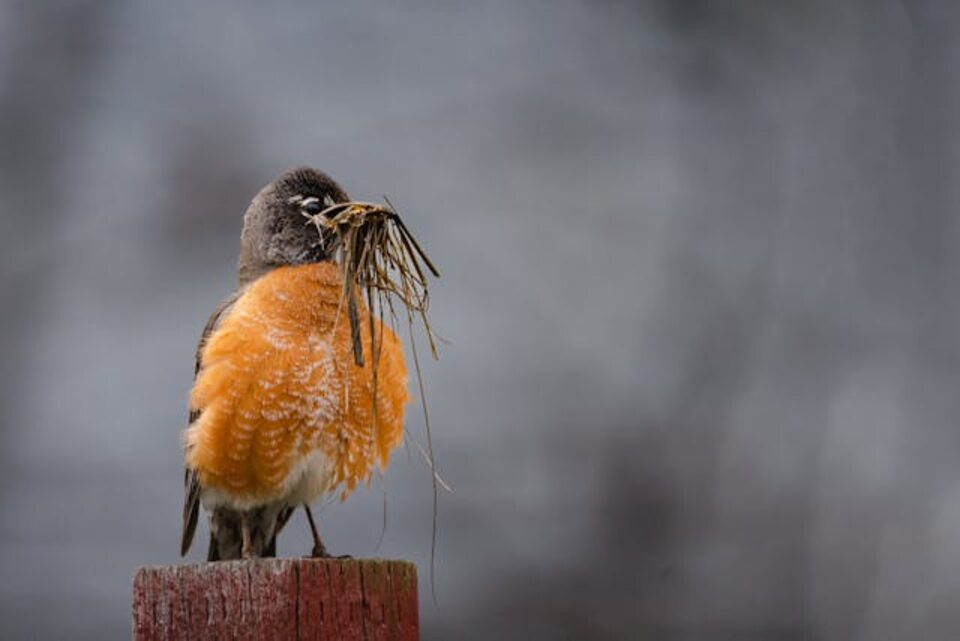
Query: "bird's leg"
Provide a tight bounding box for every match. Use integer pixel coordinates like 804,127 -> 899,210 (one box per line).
304,505 -> 353,559
304,504 -> 329,558
240,511 -> 254,559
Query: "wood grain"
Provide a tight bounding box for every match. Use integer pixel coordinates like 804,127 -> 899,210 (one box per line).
133,559 -> 418,641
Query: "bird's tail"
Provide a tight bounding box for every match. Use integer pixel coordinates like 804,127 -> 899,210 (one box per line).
206,504 -> 294,561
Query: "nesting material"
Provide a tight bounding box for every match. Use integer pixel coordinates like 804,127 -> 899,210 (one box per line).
304,199 -> 439,368
305,199 -> 444,600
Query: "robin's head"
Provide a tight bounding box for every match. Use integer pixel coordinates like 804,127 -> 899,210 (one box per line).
237,167 -> 349,284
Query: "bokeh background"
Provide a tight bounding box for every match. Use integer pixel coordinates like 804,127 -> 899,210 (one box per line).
2,1 -> 959,639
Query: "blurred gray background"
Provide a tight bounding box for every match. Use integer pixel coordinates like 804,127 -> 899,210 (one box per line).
1,1 -> 959,639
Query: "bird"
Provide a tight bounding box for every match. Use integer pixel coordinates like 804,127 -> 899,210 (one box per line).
180,167 -> 409,561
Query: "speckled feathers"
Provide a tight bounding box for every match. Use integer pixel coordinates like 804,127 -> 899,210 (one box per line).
184,261 -> 409,509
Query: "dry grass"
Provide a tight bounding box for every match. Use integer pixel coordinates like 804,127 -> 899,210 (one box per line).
305,199 -> 439,366
305,198 -> 444,599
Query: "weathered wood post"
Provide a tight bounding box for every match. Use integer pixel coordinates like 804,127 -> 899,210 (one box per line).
133,558 -> 418,640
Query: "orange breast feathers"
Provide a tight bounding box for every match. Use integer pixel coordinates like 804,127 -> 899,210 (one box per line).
184,261 -> 409,507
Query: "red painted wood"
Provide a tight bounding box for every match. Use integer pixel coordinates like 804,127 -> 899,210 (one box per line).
133,559 -> 418,641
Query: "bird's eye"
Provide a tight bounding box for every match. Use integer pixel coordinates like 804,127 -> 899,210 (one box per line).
299,196 -> 323,215
302,200 -> 323,215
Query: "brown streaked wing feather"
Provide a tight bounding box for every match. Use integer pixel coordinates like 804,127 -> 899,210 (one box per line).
180,290 -> 241,557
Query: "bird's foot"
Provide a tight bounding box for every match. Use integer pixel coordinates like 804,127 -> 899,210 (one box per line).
307,546 -> 352,560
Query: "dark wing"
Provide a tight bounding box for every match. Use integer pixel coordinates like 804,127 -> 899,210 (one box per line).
180,291 -> 241,557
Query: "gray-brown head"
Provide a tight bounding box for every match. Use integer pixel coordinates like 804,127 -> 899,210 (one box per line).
237,167 -> 350,285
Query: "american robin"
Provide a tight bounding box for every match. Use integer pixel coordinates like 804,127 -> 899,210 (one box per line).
180,167 -> 409,560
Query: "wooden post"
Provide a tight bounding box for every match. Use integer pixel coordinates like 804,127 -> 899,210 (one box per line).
133,559 -> 418,641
